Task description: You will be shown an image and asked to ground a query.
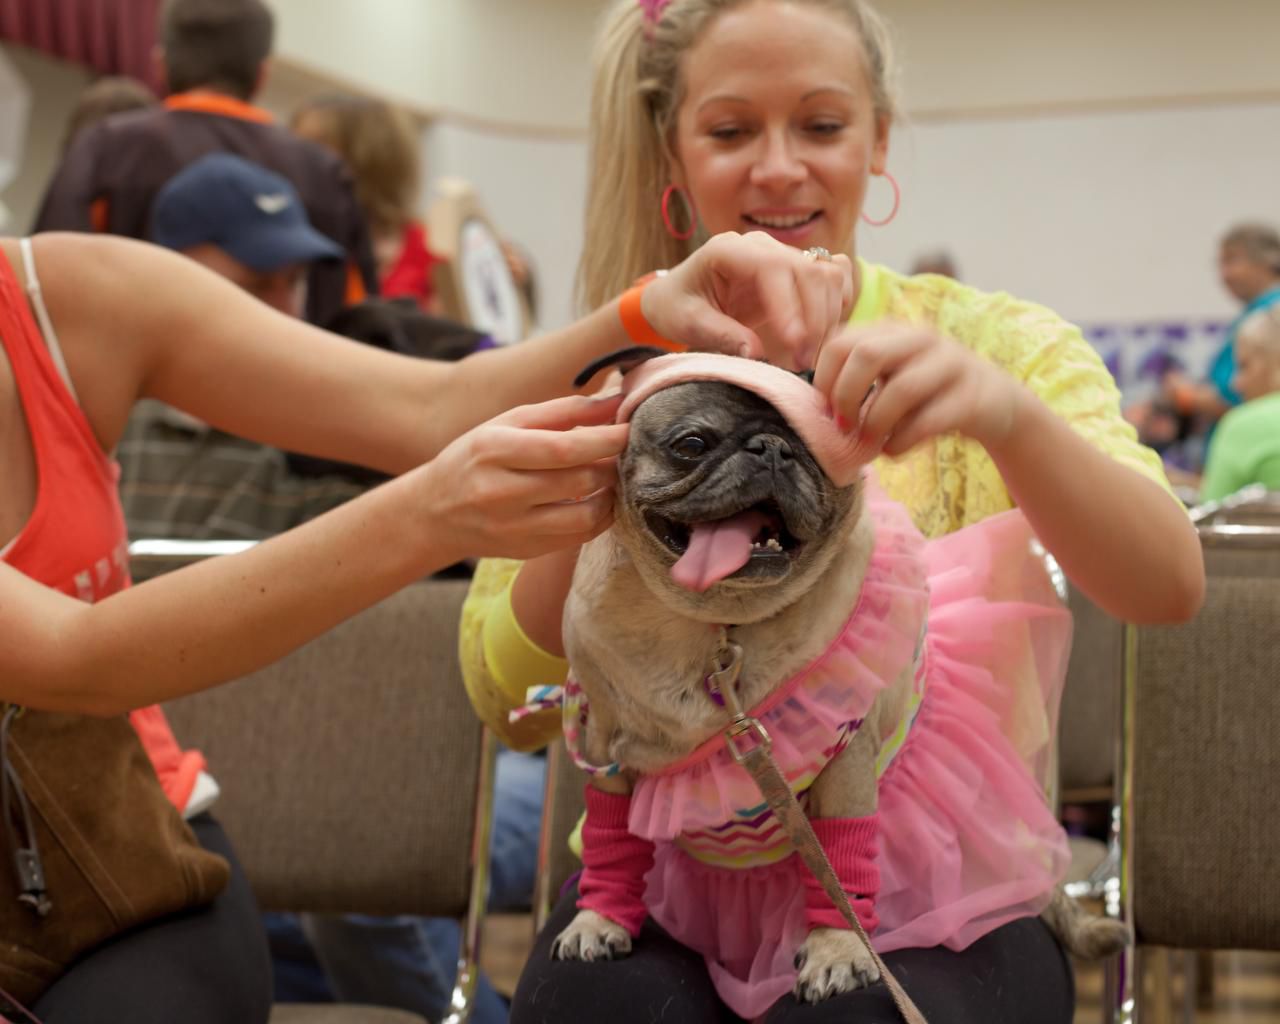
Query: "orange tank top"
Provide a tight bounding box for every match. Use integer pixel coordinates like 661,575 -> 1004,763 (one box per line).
0,242 -> 205,812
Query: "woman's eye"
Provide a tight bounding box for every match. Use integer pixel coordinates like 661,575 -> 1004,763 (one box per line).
808,121 -> 844,136
709,125 -> 744,141
671,434 -> 709,460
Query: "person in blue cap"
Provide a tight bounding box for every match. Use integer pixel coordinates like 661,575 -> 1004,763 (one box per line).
135,152 -> 524,1023
150,153 -> 345,320
118,153 -> 364,542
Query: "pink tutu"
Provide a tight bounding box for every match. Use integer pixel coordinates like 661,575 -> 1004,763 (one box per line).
631,487 -> 1073,1020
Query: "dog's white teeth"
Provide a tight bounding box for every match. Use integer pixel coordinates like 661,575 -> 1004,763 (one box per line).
766,537 -> 783,551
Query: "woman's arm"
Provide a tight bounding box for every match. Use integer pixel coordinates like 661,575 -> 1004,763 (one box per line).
0,396 -> 625,715
985,391 -> 1204,623
458,557 -> 568,751
511,547 -> 581,657
1163,371 -> 1232,421
815,323 -> 1205,624
34,232 -> 851,471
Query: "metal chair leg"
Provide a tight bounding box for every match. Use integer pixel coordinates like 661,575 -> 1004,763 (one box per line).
1177,951 -> 1197,1024
531,740 -> 566,937
1145,947 -> 1174,1024
1194,950 -> 1215,1011
443,727 -> 499,1024
1109,628 -> 1140,1024
1106,944 -> 1136,1024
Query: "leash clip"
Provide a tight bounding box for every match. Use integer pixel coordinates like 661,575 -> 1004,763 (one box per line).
704,639 -> 744,710
706,638 -> 772,763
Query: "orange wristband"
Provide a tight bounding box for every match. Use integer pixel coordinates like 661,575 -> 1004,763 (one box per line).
618,275 -> 687,353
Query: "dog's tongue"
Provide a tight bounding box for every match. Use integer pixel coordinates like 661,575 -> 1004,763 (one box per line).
671,511 -> 769,592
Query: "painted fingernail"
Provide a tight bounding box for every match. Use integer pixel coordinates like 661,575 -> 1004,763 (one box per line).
835,414 -> 852,432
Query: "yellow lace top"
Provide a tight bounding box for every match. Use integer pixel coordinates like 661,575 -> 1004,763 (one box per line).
459,261 -> 1174,751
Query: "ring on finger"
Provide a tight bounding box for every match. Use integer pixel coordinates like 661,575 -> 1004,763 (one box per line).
803,246 -> 832,262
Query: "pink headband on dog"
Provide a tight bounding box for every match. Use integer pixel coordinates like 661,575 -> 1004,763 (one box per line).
616,353 -> 871,487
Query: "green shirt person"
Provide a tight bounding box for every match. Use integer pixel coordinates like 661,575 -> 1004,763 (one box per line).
1201,306 -> 1280,501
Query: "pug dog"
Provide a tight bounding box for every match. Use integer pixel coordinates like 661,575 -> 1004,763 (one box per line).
551,350 -> 1126,1006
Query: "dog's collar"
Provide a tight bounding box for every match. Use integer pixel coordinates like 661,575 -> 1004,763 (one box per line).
507,628 -> 751,778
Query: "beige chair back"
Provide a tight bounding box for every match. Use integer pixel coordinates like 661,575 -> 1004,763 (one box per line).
131,539 -> 495,1024
1189,485 -> 1280,527
1119,522 -> 1280,957
1058,587 -> 1124,796
163,579 -> 489,918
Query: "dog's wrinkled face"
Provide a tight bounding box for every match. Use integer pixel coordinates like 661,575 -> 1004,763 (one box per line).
616,380 -> 861,624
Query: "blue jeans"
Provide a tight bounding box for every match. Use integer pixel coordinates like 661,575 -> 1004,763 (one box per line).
266,748 -> 546,1023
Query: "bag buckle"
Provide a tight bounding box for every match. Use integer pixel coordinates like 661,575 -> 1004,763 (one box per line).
13,849 -> 50,918
1,706 -> 51,918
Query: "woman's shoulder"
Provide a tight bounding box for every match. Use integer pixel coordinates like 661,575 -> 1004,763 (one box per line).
870,262 -> 1093,375
875,264 -> 1074,337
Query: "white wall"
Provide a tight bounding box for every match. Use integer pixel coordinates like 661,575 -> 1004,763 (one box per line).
263,0 -> 1280,129
268,0 -> 608,133
0,44 -> 90,232
885,0 -> 1280,116
863,98 -> 1280,325
424,122 -> 588,334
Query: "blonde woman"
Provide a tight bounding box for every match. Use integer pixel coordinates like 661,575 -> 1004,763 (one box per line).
292,95 -> 446,312
461,1 -> 1204,1021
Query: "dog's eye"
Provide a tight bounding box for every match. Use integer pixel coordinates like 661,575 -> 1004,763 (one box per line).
671,434 -> 709,460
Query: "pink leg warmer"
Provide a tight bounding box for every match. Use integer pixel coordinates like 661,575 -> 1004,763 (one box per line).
801,813 -> 880,934
575,785 -> 655,937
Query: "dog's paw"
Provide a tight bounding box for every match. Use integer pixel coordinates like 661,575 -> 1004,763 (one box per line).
551,910 -> 633,962
793,927 -> 880,1003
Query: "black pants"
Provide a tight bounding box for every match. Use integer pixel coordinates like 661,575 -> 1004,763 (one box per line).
32,815 -> 273,1024
512,885 -> 1074,1024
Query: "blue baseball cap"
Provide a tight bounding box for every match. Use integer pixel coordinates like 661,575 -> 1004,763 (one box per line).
150,153 -> 344,272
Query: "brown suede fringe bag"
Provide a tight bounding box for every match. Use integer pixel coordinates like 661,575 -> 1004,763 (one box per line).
0,707 -> 229,1006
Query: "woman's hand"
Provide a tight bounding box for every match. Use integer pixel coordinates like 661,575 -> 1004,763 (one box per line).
816,321 -> 1204,623
813,322 -> 1024,457
643,232 -> 853,370
419,393 -> 628,561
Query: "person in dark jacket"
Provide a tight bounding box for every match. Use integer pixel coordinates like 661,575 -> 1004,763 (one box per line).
33,0 -> 377,326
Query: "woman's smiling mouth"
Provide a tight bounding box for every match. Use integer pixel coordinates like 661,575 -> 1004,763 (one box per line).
743,210 -> 822,230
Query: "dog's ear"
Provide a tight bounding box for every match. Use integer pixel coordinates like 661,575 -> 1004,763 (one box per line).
574,346 -> 668,389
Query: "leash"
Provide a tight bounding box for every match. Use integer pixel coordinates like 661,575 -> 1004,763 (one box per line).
708,636 -> 930,1024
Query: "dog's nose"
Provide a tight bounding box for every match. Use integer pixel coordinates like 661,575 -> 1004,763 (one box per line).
745,434 -> 794,465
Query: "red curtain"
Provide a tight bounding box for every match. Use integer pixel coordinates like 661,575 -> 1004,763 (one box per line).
0,0 -> 163,90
